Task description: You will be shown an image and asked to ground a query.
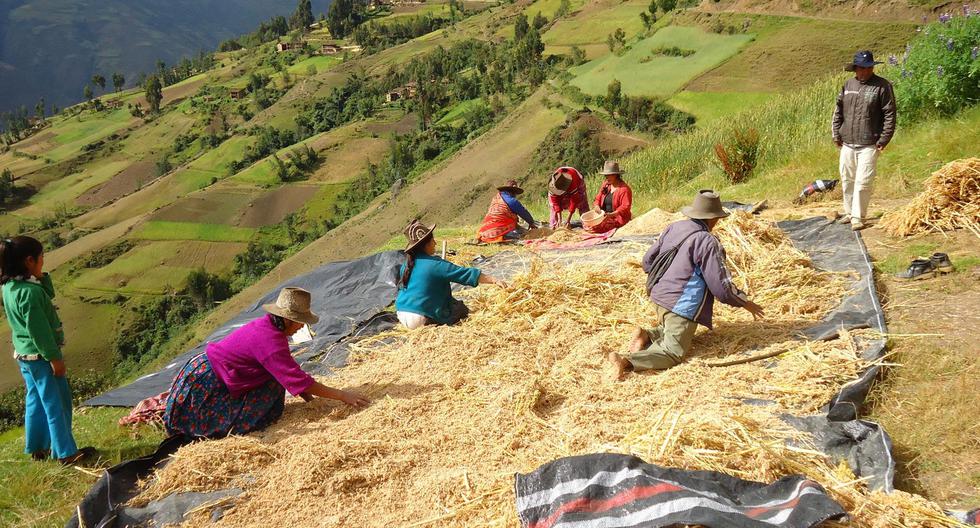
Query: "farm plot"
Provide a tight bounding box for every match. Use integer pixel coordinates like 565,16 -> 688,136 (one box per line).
131,221 -> 256,243
72,240 -> 246,294
151,188 -> 259,225
667,90 -> 773,124
237,183 -> 321,228
568,26 -> 753,97
542,0 -> 648,57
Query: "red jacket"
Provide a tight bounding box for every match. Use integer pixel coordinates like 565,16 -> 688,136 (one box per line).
593,181 -> 633,228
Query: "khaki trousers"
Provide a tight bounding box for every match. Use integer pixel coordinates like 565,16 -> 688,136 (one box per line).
627,305 -> 698,371
839,144 -> 879,223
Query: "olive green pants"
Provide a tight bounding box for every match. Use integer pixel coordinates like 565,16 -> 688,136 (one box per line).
627,305 -> 698,371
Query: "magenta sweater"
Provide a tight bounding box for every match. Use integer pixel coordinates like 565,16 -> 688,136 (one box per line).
205,315 -> 315,397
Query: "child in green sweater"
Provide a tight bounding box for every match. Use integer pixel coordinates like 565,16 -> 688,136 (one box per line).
1,236 -> 95,464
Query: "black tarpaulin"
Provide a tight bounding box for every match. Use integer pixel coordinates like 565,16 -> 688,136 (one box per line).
84,251 -> 404,407
515,453 -> 847,528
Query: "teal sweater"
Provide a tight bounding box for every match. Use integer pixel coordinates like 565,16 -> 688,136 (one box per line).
2,274 -> 65,360
395,254 -> 481,324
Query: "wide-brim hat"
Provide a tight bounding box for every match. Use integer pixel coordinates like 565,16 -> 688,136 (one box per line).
600,161 -> 624,176
404,218 -> 436,253
681,189 -> 729,220
548,167 -> 577,196
262,287 -> 320,325
497,179 -> 524,195
845,50 -> 882,71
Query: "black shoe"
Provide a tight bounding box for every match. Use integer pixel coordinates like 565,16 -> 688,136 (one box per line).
59,446 -> 98,466
895,259 -> 935,281
30,449 -> 50,461
931,252 -> 953,273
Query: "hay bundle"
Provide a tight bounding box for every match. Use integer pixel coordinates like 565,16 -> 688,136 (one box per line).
879,157 -> 980,238
616,208 -> 684,236
132,215 -> 957,527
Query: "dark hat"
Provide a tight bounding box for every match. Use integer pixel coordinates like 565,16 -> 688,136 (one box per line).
599,161 -> 624,176
548,167 -> 579,196
403,219 -> 435,253
681,189 -> 729,220
262,287 -> 320,325
845,50 -> 882,71
497,179 -> 524,195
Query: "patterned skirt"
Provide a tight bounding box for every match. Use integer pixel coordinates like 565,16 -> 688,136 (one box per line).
163,353 -> 285,438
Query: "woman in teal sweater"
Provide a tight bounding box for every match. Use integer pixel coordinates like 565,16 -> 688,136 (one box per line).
395,220 -> 505,329
1,236 -> 95,464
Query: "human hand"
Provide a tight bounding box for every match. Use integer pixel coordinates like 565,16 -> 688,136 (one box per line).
50,359 -> 67,377
876,143 -> 886,152
299,391 -> 314,402
834,139 -> 843,148
340,390 -> 370,408
743,301 -> 765,321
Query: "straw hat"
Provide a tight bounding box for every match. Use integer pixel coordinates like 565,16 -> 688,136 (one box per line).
681,190 -> 729,220
262,287 -> 319,325
548,167 -> 578,196
599,161 -> 624,176
403,218 -> 436,253
497,179 -> 524,195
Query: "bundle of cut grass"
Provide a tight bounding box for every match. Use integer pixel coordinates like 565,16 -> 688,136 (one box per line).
879,158 -> 980,238
616,208 -> 684,236
131,215 -> 958,528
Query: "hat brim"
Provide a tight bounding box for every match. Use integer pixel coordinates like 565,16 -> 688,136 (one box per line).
497,186 -> 524,195
262,304 -> 320,325
681,206 -> 729,220
600,171 -> 624,176
404,224 -> 436,253
845,61 -> 881,71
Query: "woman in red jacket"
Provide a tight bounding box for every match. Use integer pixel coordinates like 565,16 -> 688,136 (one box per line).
586,161 -> 633,234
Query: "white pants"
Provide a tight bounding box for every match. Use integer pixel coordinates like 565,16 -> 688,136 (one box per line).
397,311 -> 428,330
838,144 -> 879,222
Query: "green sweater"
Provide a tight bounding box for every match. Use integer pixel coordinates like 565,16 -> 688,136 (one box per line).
2,274 -> 64,361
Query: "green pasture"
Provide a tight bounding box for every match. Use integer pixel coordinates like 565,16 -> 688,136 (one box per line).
27,159 -> 131,209
286,55 -> 343,77
435,98 -> 486,125
542,0 -> 648,49
132,221 -> 256,242
302,182 -> 351,224
667,90 -> 773,125
568,26 -> 753,97
229,130 -> 335,187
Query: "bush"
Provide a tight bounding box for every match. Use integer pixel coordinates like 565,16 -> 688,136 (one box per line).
713,128 -> 760,184
894,11 -> 980,119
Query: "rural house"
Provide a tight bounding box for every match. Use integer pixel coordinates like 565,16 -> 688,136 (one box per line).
320,44 -> 342,55
276,41 -> 305,53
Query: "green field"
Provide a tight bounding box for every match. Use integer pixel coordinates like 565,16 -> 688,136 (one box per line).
286,55 -> 343,76
132,221 -> 256,242
568,25 -> 753,97
435,98 -> 485,125
302,182 -> 350,224
542,0 -> 648,52
667,90 -> 773,124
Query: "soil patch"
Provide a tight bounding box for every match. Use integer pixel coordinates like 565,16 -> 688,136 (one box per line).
132,76 -> 206,109
152,189 -> 257,225
363,112 -> 419,136
76,160 -> 158,207
237,184 -> 320,228
309,137 -> 391,183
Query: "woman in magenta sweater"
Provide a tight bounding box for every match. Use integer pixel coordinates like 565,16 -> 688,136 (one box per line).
164,287 -> 369,438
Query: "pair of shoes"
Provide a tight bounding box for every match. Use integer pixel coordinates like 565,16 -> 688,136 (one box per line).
895,253 -> 954,280
30,449 -> 50,461
835,213 -> 852,225
931,252 -> 954,273
59,446 -> 98,466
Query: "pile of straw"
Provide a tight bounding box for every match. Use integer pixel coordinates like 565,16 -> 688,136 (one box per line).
616,208 -> 684,236
132,214 -> 958,527
880,158 -> 980,238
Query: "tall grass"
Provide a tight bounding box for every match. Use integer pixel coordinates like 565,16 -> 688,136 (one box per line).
622,74 -> 842,209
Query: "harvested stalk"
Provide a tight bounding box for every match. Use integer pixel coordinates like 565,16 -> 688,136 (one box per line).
879,157 -> 980,238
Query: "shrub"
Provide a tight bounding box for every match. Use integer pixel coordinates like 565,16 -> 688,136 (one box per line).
713,128 -> 760,184
894,11 -> 980,119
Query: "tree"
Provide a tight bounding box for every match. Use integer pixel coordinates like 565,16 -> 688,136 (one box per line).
605,79 -> 622,116
0,168 -> 15,204
112,73 -> 125,92
648,0 -> 658,15
144,75 -> 163,113
569,45 -> 586,66
290,0 -> 315,30
555,0 -> 571,18
657,0 -> 676,12
91,74 -> 106,92
514,13 -> 529,41
532,12 -> 548,30
639,12 -> 651,30
83,85 -> 93,101
35,98 -> 45,120
327,0 -> 366,38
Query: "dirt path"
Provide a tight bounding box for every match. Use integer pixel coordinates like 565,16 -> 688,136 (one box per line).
45,214 -> 147,272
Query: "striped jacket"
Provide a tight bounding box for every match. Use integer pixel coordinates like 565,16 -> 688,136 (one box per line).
641,219 -> 747,329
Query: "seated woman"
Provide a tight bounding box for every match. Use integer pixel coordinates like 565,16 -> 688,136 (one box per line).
548,166 -> 590,229
164,287 -> 369,438
396,220 -> 505,330
586,161 -> 633,234
477,180 -> 539,243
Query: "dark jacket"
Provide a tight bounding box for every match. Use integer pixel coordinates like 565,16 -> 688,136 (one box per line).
832,74 -> 897,147
641,219 -> 747,329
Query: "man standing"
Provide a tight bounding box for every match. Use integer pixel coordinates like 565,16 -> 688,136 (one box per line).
607,191 -> 764,380
832,50 -> 897,231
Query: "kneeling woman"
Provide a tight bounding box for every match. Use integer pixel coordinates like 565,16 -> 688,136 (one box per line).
396,220 -> 505,329
164,287 -> 369,438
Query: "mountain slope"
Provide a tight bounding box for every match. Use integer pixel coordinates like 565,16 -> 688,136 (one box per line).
0,0 -> 330,114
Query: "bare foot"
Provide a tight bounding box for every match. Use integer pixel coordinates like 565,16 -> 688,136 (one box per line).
629,327 -> 651,354
606,352 -> 631,382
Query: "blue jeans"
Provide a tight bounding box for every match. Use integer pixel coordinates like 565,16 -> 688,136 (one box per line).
18,359 -> 78,459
